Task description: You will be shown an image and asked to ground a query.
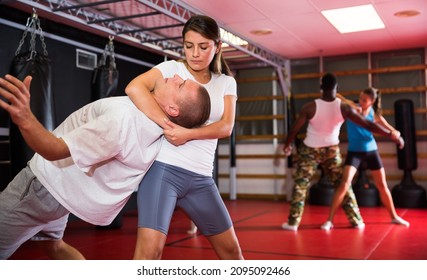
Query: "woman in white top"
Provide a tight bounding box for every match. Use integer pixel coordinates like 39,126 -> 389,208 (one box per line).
126,15 -> 243,260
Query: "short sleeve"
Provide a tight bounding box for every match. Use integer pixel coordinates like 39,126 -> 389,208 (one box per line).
61,114 -> 123,172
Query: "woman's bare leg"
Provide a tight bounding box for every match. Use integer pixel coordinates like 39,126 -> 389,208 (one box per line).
133,227 -> 167,260
206,227 -> 243,260
321,165 -> 358,229
371,169 -> 409,226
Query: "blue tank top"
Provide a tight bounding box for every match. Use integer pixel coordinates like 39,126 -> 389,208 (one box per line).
346,108 -> 377,152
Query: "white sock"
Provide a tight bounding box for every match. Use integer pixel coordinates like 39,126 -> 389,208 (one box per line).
392,217 -> 410,227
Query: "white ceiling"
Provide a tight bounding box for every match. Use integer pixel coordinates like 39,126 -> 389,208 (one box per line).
179,0 -> 427,59
5,0 -> 427,67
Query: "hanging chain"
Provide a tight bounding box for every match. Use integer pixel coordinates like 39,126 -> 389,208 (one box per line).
15,9 -> 48,58
108,35 -> 116,69
100,35 -> 116,69
36,15 -> 48,56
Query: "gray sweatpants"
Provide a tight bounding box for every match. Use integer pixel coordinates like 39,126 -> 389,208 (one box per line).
0,166 -> 69,259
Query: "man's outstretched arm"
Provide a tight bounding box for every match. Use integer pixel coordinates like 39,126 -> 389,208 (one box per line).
0,75 -> 70,161
341,102 -> 404,148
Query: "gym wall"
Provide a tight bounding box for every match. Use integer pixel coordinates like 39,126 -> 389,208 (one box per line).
0,6 -> 164,191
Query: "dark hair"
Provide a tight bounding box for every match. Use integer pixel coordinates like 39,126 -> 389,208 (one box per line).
320,73 -> 337,91
169,85 -> 211,128
182,15 -> 232,76
362,87 -> 382,114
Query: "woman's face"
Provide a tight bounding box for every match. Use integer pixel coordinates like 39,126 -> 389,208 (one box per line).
183,30 -> 218,72
358,92 -> 374,110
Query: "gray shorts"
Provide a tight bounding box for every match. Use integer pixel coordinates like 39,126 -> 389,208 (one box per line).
0,166 -> 69,259
137,161 -> 232,236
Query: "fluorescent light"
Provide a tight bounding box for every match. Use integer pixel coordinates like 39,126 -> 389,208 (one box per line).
164,49 -> 182,57
220,28 -> 248,46
321,4 -> 385,33
141,42 -> 163,51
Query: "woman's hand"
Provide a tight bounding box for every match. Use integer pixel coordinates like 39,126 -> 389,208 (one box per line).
163,119 -> 191,146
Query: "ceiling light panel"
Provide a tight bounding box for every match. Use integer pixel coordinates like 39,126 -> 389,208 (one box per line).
321,4 -> 385,34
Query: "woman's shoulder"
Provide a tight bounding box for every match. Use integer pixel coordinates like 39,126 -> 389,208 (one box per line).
156,59 -> 183,69
155,60 -> 188,77
212,72 -> 236,84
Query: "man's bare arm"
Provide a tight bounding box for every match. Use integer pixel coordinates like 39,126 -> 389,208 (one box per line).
283,102 -> 315,155
341,102 -> 404,147
0,75 -> 70,161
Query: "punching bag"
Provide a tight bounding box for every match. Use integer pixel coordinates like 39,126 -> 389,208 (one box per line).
392,99 -> 427,208
91,36 -> 119,101
9,10 -> 55,177
94,38 -> 121,230
353,162 -> 380,207
309,169 -> 335,206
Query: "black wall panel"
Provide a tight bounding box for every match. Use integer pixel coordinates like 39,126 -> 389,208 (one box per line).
0,6 -> 164,125
0,6 -> 164,189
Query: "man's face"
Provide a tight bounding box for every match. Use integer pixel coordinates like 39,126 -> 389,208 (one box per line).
153,74 -> 200,106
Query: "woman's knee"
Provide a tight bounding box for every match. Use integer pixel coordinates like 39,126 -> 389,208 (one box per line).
134,228 -> 166,260
134,241 -> 164,259
207,229 -> 243,260
217,241 -> 243,260
336,180 -> 352,194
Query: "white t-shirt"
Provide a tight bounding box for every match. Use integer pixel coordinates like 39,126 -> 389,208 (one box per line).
29,97 -> 163,225
155,60 -> 237,176
304,98 -> 344,148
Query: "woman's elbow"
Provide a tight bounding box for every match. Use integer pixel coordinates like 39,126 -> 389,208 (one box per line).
221,124 -> 234,137
124,84 -> 135,97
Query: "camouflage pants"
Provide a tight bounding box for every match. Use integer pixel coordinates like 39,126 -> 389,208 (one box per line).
287,143 -> 363,226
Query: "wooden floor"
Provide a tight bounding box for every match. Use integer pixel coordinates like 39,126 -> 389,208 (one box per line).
9,198 -> 427,260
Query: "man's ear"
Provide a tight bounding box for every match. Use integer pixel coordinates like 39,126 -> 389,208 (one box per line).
165,104 -> 179,117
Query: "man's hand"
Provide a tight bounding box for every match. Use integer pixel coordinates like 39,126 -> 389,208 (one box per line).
273,144 -> 284,167
396,137 -> 405,149
389,129 -> 404,149
282,144 -> 293,157
0,75 -> 35,128
0,74 -> 70,161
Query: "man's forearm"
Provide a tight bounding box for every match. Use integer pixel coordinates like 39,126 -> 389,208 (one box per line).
0,75 -> 70,161
19,114 -> 70,161
366,121 -> 390,136
365,120 -> 403,147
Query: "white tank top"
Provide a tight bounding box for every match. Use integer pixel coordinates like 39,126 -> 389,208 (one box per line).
303,98 -> 344,148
